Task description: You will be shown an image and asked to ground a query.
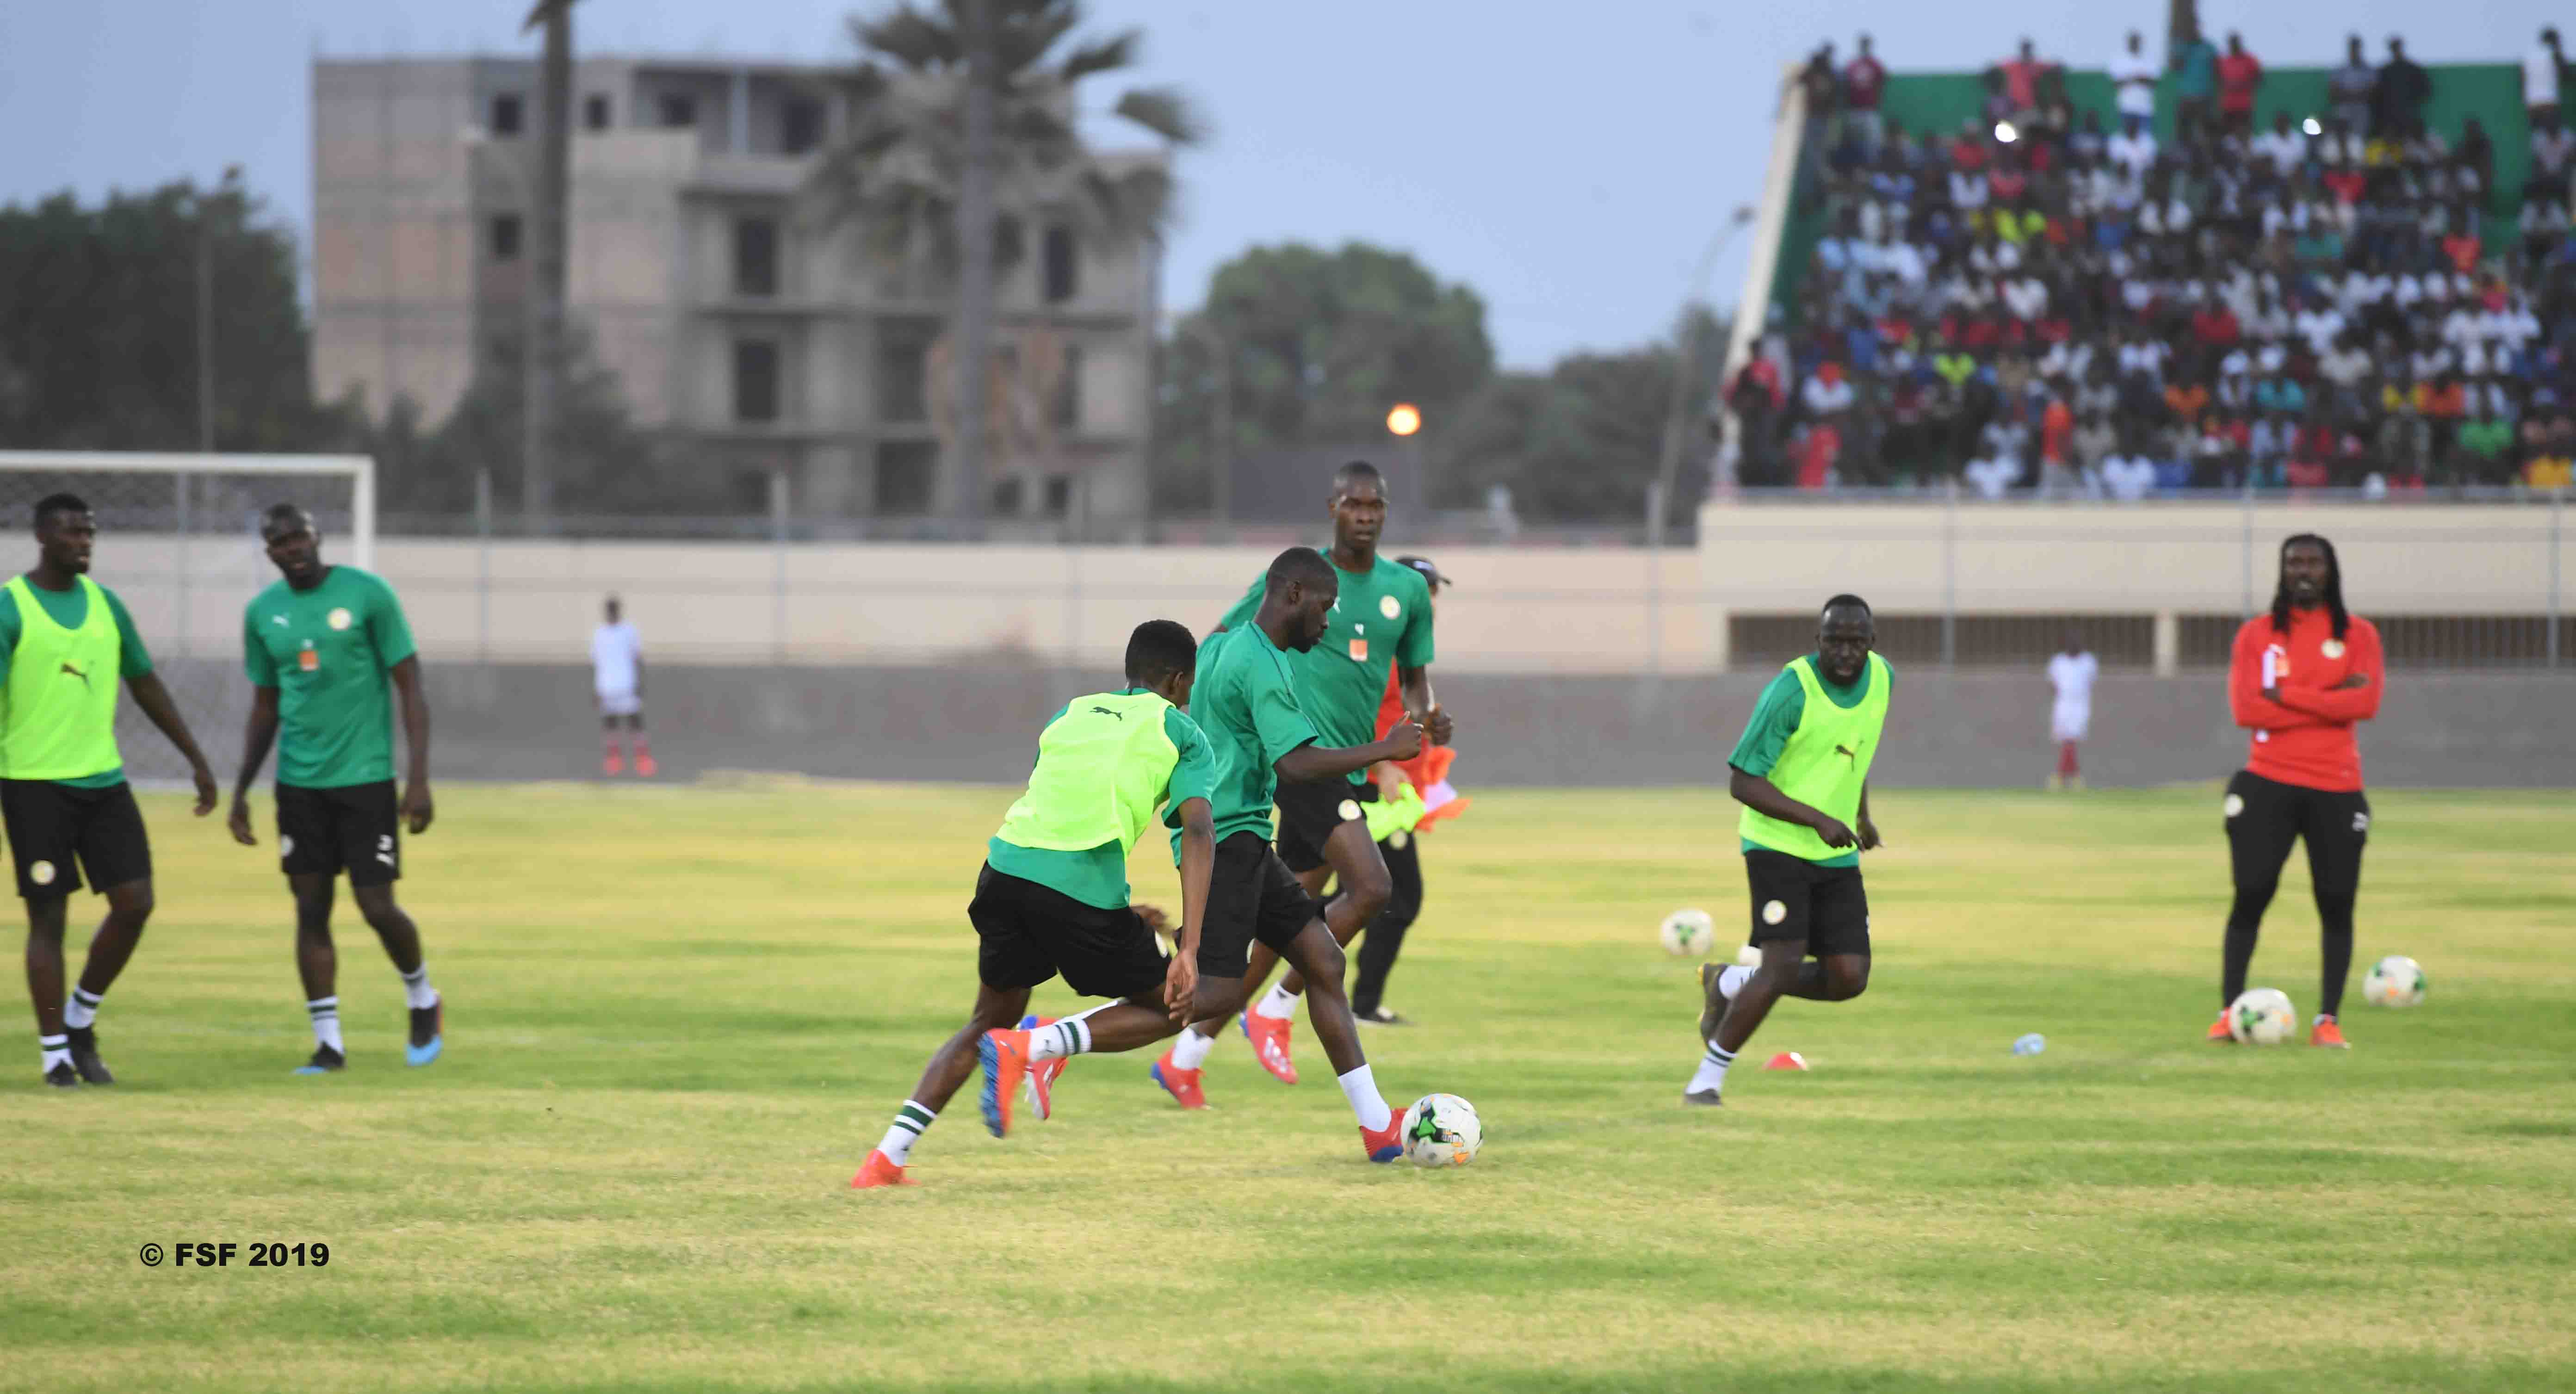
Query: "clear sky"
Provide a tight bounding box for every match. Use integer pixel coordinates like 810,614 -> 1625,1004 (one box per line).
0,0 -> 2559,368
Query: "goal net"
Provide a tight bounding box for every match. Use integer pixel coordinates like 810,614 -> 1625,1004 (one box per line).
0,452 -> 375,785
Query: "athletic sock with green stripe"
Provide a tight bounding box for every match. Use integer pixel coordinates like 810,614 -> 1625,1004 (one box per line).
877,1100 -> 936,1165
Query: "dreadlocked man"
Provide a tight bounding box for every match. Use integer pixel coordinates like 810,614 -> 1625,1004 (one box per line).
2210,534 -> 2384,1050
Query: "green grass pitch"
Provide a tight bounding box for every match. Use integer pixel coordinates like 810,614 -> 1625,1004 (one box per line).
4,782 -> 2571,1393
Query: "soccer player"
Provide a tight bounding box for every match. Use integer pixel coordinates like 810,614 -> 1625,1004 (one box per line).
2210,534 -> 2382,1049
7,494 -> 219,1087
1170,461 -> 1449,1085
854,593 -> 1419,1186
2046,631 -> 2098,791
1349,554 -> 1467,1025
1687,595 -> 1890,1108
591,595 -> 652,776
227,505 -> 444,1073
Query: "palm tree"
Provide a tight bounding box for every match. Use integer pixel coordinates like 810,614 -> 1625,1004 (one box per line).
808,0 -> 1201,528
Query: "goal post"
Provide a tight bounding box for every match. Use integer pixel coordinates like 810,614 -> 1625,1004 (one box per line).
0,452 -> 377,783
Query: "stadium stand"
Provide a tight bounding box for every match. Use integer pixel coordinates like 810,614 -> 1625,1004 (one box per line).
1745,27 -> 2576,495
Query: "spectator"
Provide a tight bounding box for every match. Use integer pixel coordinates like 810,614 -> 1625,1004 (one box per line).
2328,35 -> 2378,135
2100,436 -> 2158,500
2531,122 -> 2573,203
1997,38 -> 2050,122
1796,43 -> 1842,202
1845,35 -> 1889,155
2106,113 -> 2159,178
2110,30 -> 2159,124
1795,420 -> 1843,489
2071,410 -> 2118,491
2253,112 -> 2308,178
2170,25 -> 2219,142
2217,33 -> 2264,137
2376,37 -> 2432,141
2530,28 -> 2565,134
1802,359 -> 1857,418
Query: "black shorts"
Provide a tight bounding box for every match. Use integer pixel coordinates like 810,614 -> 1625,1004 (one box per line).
0,779 -> 151,901
1743,848 -> 1871,958
2224,770 -> 2369,896
1198,831 -> 1323,978
277,781 -> 403,887
1274,778 -> 1375,874
968,864 -> 1169,1000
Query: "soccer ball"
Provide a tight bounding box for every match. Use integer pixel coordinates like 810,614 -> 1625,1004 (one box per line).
1659,908 -> 1714,957
2228,988 -> 2297,1045
2363,955 -> 2427,1008
1400,1093 -> 1483,1168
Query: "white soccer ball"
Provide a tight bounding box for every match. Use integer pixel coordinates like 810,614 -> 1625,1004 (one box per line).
1400,1093 -> 1483,1168
1659,908 -> 1715,957
2228,987 -> 2297,1045
2362,955 -> 2427,1008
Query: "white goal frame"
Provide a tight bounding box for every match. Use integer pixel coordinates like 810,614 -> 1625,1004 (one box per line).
0,452 -> 376,569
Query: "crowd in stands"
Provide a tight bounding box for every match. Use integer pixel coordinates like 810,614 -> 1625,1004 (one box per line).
1741,24 -> 2576,495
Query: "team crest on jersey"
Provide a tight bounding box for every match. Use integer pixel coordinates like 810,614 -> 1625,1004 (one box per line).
2352,812 -> 2370,833
1761,899 -> 1787,926
2223,793 -> 2245,818
2321,639 -> 2345,659
1379,595 -> 1401,620
328,607 -> 353,631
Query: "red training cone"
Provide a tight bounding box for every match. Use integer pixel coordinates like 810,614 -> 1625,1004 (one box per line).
1763,1051 -> 1809,1071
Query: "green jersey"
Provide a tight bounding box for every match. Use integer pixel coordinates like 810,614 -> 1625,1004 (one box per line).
1727,653 -> 1895,868
987,688 -> 1218,910
243,567 -> 418,788
1177,623 -> 1324,855
1217,552 -> 1432,787
0,576 -> 153,788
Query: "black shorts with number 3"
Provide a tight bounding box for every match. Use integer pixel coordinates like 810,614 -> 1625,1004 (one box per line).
277,781 -> 402,886
1197,831 -> 1324,978
1273,778 -> 1375,874
0,779 -> 151,901
1743,848 -> 1872,958
2223,770 -> 2368,895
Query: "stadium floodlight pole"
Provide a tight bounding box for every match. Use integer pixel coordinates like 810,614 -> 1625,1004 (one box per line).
1653,205 -> 1757,542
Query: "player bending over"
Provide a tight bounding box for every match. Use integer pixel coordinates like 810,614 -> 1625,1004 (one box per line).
229,505 -> 444,1072
1687,595 -> 1892,1108
855,593 -> 1421,1187
1169,461 -> 1448,1089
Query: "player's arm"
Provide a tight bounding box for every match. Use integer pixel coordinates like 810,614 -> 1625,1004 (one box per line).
389,656 -> 433,835
2273,623 -> 2383,723
1163,796 -> 1214,1022
2231,625 -> 2317,730
228,687 -> 282,846
1729,767 -> 1857,849
1856,781 -> 1882,851
1724,671 -> 1853,848
1275,724 -> 1421,784
1398,665 -> 1450,746
109,592 -> 215,814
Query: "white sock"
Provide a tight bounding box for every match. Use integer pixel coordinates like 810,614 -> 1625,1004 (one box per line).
1254,982 -> 1301,1021
1688,1041 -> 1736,1095
1716,965 -> 1752,1002
400,965 -> 438,1011
1027,1016 -> 1091,1062
1168,1027 -> 1216,1071
307,997 -> 345,1054
38,1033 -> 69,1072
878,1100 -> 935,1165
63,986 -> 102,1030
1337,1063 -> 1393,1131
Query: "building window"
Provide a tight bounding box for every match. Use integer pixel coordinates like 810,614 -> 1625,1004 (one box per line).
781,98 -> 824,155
991,477 -> 1025,516
659,93 -> 697,128
733,217 -> 779,297
491,93 -> 524,137
583,94 -> 611,130
489,214 -> 522,261
876,319 -> 937,423
1042,224 -> 1077,303
733,340 -> 780,423
875,442 -> 937,516
1043,476 -> 1072,518
1053,343 -> 1082,430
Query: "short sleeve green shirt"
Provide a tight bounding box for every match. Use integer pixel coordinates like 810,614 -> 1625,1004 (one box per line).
1177,624 -> 1322,855
987,698 -> 1218,909
1215,554 -> 1433,786
0,579 -> 153,789
1727,654 -> 1889,868
243,567 -> 417,788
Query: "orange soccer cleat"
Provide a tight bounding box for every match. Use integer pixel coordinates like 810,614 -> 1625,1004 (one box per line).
1362,1111 -> 1405,1163
634,751 -> 658,778
1241,1011 -> 1299,1085
1150,1049 -> 1206,1109
1018,1014 -> 1066,1121
977,1029 -> 1032,1137
2309,1017 -> 2350,1049
850,1149 -> 916,1189
2206,1012 -> 2236,1042
602,749 -> 624,776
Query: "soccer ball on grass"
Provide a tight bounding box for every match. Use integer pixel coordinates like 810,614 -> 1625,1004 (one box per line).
1400,1093 -> 1483,1168
1659,908 -> 1714,957
2227,987 -> 2297,1045
2362,955 -> 2427,1008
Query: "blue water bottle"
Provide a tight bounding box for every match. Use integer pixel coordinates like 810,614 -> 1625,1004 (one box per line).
2011,1033 -> 2046,1056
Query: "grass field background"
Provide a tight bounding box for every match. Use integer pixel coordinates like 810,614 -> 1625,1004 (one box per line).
3,781 -> 2571,1394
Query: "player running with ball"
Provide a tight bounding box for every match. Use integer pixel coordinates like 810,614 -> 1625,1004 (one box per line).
1686,595 -> 1890,1108
2210,534 -> 2382,1048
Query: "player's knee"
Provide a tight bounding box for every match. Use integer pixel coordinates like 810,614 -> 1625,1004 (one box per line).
107,883 -> 154,924
1828,961 -> 1870,1000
